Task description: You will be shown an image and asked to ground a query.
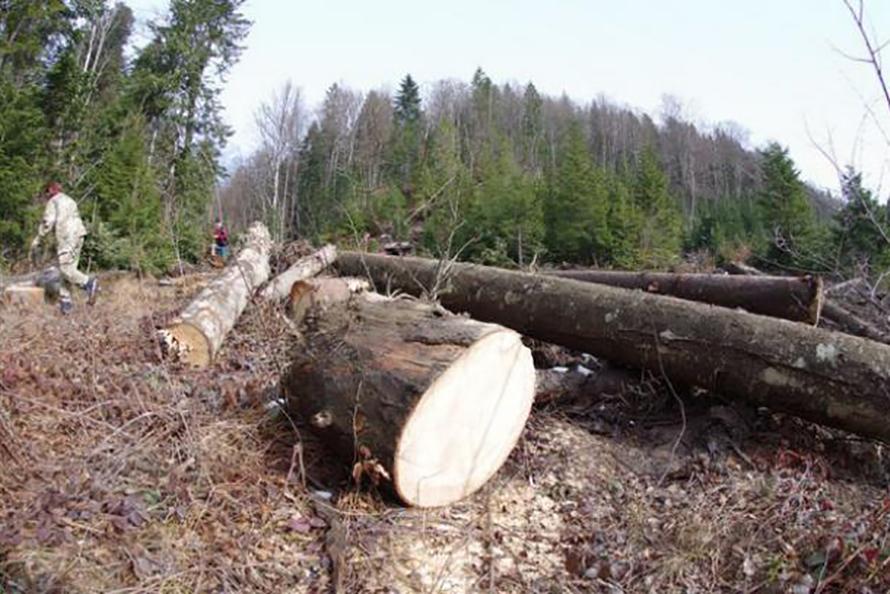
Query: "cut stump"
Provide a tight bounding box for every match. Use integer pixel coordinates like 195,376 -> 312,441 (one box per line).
283,294 -> 536,507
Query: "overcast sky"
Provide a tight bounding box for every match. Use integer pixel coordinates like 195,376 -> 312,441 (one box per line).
127,0 -> 890,196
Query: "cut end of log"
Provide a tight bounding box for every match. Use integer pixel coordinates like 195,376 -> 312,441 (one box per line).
808,275 -> 825,326
159,323 -> 212,368
2,286 -> 46,307
393,328 -> 535,508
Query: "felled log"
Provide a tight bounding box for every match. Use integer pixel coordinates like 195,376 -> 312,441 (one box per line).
725,262 -> 890,344
546,269 -> 823,323
282,292 -> 536,507
287,276 -> 370,324
261,244 -> 337,301
820,301 -> 890,344
338,252 -> 890,442
159,222 -> 272,367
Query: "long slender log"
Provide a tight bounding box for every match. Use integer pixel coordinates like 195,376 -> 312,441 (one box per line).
160,222 -> 272,367
283,292 -> 535,507
725,262 -> 890,344
261,244 -> 337,301
820,301 -> 890,344
338,252 -> 890,442
546,269 -> 823,323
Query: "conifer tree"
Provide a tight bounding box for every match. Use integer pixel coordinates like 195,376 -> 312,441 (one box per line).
632,147 -> 682,266
834,167 -> 890,273
757,143 -> 817,267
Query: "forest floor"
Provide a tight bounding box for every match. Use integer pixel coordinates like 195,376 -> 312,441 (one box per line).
0,268 -> 888,593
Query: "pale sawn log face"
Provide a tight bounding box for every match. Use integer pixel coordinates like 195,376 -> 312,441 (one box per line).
283,295 -> 536,507
260,244 -> 337,301
161,222 -> 272,367
337,252 -> 890,442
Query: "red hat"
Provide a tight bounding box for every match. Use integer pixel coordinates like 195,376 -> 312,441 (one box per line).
45,182 -> 62,196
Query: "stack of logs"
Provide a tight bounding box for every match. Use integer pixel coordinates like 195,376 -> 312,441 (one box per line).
157,222 -> 890,508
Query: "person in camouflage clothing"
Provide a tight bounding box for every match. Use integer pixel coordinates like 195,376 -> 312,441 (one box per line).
30,182 -> 99,314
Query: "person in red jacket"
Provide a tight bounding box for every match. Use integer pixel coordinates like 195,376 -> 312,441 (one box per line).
213,220 -> 229,259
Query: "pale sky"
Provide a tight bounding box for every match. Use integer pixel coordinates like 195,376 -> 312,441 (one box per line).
127,0 -> 890,197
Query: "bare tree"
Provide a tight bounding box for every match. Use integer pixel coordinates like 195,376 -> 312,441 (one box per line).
255,81 -> 307,240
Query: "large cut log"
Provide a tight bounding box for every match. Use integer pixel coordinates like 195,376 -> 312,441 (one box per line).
282,293 -> 536,507
261,244 -> 337,301
546,269 -> 823,323
338,252 -> 890,442
160,222 -> 272,367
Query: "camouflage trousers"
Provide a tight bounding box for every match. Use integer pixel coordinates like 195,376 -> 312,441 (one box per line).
57,235 -> 89,299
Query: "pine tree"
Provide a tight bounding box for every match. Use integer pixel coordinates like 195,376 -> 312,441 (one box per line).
393,74 -> 421,124
834,167 -> 890,273
543,123 -> 609,263
632,147 -> 683,267
390,73 -> 423,199
757,143 -> 817,267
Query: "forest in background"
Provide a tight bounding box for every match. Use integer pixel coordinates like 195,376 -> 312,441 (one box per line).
1,0 -> 889,279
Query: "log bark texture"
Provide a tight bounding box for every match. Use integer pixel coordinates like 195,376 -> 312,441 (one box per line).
261,244 -> 337,301
338,252 -> 890,442
283,293 -> 536,507
160,222 -> 272,367
546,270 -> 823,323
724,262 -> 890,344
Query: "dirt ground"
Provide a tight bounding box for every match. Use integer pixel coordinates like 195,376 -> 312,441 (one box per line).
0,273 -> 888,593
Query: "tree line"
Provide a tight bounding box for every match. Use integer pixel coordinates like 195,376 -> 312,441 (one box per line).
0,0 -> 248,273
225,69 -> 890,277
1,1 -> 886,279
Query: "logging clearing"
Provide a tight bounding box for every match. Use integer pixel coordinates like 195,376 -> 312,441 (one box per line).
2,241 -> 889,593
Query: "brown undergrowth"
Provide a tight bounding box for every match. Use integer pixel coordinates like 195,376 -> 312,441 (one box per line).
0,274 -> 888,593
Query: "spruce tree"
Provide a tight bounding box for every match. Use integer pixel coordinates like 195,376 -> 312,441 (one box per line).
757,143 -> 817,267
834,167 -> 890,273
543,123 -> 609,263
632,147 -> 683,266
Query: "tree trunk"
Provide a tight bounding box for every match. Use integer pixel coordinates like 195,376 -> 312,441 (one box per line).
546,269 -> 823,323
337,252 -> 890,442
725,262 -> 890,344
282,293 -> 536,507
260,244 -> 337,301
159,222 -> 272,367
820,301 -> 890,344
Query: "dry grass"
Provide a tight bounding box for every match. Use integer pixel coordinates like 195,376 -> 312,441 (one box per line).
1,273 -> 888,593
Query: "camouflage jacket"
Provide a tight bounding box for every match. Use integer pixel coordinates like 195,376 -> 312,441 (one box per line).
37,193 -> 87,245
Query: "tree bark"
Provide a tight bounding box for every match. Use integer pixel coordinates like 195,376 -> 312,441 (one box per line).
725,262 -> 890,344
820,301 -> 890,344
282,293 -> 536,507
160,222 -> 272,367
338,252 -> 890,442
546,269 -> 823,323
260,244 -> 337,301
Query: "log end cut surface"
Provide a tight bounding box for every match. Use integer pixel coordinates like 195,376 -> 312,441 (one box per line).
163,322 -> 212,368
2,286 -> 45,307
394,328 -> 535,507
